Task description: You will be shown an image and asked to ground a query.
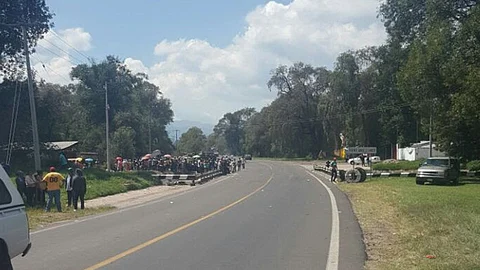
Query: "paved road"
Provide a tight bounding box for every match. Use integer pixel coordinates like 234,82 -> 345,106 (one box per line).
13,161 -> 364,270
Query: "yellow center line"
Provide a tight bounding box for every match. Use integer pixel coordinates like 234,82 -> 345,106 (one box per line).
85,165 -> 274,270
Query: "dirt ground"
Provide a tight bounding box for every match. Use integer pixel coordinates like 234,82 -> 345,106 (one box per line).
86,185 -> 193,209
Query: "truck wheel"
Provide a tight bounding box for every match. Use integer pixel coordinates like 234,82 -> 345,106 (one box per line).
356,168 -> 367,182
346,169 -> 362,183
416,179 -> 424,185
452,178 -> 459,186
0,240 -> 13,270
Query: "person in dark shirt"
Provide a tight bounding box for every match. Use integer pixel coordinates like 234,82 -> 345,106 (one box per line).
330,158 -> 338,182
72,169 -> 87,210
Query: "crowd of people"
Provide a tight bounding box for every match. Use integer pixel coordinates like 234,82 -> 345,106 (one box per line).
11,152 -> 248,213
113,154 -> 247,175
14,166 -> 87,212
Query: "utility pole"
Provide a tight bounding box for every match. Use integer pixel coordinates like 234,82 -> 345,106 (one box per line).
175,130 -> 179,146
105,82 -> 110,171
22,26 -> 41,171
429,111 -> 433,157
148,109 -> 152,153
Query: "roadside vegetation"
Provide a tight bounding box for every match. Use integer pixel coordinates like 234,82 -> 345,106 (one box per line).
466,160 -> 480,171
23,169 -> 157,230
372,160 -> 424,171
339,177 -> 480,270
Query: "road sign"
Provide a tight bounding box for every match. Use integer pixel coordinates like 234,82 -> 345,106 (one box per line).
345,147 -> 377,154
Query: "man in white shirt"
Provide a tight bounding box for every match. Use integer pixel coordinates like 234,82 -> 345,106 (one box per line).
64,168 -> 74,207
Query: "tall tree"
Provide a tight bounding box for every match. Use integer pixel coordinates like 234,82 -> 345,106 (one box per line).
0,0 -> 54,76
176,127 -> 206,154
213,108 -> 256,155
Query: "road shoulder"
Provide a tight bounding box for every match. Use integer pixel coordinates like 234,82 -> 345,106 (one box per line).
303,165 -> 367,270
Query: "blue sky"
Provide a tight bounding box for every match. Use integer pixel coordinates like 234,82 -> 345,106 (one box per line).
35,0 -> 386,124
46,0 -> 290,66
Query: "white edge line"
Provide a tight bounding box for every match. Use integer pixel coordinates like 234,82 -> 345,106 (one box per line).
306,170 -> 339,270
32,174 -> 235,235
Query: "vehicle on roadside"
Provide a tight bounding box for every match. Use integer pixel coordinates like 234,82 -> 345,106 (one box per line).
348,155 -> 381,165
348,157 -> 362,165
370,156 -> 382,164
244,154 -> 252,160
0,165 -> 31,268
415,157 -> 460,185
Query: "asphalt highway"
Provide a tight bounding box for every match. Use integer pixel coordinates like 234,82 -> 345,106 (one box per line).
13,161 -> 364,270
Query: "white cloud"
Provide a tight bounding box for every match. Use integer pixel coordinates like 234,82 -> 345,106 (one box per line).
34,1 -> 387,124
125,0 -> 387,124
124,58 -> 149,75
32,28 -> 92,84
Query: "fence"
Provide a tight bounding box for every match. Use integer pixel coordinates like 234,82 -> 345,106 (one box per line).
152,170 -> 223,186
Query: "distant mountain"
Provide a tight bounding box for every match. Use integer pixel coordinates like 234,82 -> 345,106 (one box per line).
167,120 -> 214,141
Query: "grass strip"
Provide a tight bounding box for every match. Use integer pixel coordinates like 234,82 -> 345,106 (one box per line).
338,177 -> 480,270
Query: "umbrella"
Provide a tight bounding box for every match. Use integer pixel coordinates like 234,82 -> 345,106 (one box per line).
152,149 -> 161,157
76,157 -> 83,162
163,154 -> 172,158
116,156 -> 123,160
141,156 -> 150,161
85,158 -> 94,162
192,155 -> 201,159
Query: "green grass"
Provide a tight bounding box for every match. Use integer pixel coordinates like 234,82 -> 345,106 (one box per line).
338,177 -> 480,270
22,168 -> 157,230
372,159 -> 424,171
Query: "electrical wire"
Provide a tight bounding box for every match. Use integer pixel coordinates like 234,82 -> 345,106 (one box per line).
6,81 -> 22,165
34,43 -> 79,67
50,29 -> 91,61
31,55 -> 71,84
40,38 -> 86,65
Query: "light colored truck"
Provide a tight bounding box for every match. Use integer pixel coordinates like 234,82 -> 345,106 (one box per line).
416,157 -> 460,185
0,165 -> 31,269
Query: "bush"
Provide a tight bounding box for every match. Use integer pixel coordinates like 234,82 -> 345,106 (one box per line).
373,159 -> 424,171
466,160 -> 480,171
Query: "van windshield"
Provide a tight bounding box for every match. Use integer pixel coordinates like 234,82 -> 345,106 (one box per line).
423,159 -> 449,167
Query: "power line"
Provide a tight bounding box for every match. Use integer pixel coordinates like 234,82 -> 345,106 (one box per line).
40,38 -> 86,65
34,43 -> 78,67
31,55 -> 72,84
50,29 -> 92,62
0,22 -> 45,27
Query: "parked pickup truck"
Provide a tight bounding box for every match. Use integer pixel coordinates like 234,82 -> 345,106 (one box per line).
0,165 -> 31,269
416,157 -> 460,185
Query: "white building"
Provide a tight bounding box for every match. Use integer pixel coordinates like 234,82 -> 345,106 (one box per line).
397,141 -> 446,161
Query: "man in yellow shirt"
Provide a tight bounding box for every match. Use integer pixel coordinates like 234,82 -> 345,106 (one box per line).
42,167 -> 65,212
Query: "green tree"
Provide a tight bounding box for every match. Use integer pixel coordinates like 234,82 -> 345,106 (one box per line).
70,56 -> 174,158
0,0 -> 54,76
213,108 -> 256,155
111,126 -> 136,159
176,127 -> 207,154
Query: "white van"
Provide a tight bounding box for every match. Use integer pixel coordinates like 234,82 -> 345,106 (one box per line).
0,165 -> 31,269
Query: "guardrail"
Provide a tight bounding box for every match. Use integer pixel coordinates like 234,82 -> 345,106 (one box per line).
313,165 -> 480,180
152,170 -> 223,186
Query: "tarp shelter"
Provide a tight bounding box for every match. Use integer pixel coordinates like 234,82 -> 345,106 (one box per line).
44,141 -> 79,158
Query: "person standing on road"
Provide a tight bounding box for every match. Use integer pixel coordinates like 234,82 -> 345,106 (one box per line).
42,167 -> 64,212
64,168 -> 74,208
15,171 -> 26,200
34,170 -> 45,206
24,171 -> 37,206
72,169 -> 87,210
331,157 -> 338,182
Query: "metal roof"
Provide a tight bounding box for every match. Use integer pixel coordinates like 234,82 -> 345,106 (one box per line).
45,141 -> 79,150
